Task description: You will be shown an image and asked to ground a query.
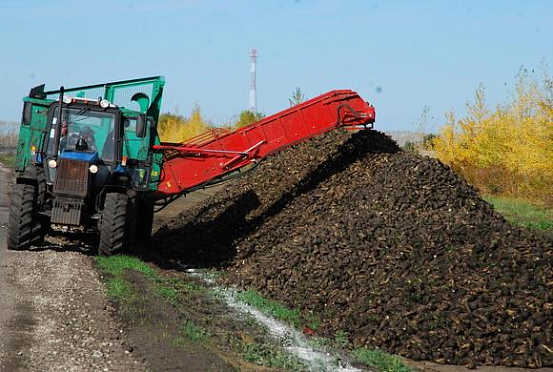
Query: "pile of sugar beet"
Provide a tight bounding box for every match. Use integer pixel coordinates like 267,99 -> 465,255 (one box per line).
155,129 -> 552,368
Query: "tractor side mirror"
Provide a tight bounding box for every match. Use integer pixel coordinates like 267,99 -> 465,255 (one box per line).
22,102 -> 33,125
136,114 -> 147,138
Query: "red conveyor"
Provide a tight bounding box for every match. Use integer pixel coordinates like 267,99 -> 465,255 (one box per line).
153,90 -> 376,196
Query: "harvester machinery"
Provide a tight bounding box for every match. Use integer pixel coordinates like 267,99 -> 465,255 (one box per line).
7,77 -> 375,255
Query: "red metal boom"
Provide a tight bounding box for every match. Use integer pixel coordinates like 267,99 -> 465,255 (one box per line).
153,90 -> 375,197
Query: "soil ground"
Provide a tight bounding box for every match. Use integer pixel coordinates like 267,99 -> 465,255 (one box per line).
112,269 -> 237,372
108,264 -> 322,372
0,165 -> 235,372
0,164 -> 332,372
1,153 -> 552,371
0,165 -> 145,371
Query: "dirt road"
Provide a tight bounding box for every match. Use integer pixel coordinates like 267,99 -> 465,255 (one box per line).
0,164 -> 144,371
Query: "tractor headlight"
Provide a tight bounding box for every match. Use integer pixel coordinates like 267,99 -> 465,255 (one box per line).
89,164 -> 98,174
99,99 -> 110,109
48,159 -> 57,168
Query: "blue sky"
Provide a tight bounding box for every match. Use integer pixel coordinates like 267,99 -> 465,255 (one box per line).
0,0 -> 551,132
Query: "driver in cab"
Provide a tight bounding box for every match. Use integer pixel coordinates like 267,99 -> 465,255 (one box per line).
60,125 -> 97,153
78,126 -> 97,152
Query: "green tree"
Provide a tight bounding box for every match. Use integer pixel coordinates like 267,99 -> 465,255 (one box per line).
289,87 -> 306,106
234,110 -> 265,129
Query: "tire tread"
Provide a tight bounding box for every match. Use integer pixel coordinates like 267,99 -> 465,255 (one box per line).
98,193 -> 133,256
7,184 -> 44,250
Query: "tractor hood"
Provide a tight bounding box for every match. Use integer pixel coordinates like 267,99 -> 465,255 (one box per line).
60,150 -> 99,163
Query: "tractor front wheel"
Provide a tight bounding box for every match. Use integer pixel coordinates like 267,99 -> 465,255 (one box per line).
7,183 -> 44,250
98,192 -> 136,256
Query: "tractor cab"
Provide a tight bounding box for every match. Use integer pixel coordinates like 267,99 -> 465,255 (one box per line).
11,76 -> 165,235
42,98 -> 152,226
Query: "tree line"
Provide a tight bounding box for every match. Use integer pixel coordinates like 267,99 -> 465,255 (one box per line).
158,88 -> 306,143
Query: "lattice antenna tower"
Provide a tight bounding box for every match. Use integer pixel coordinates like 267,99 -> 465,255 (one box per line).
249,48 -> 259,113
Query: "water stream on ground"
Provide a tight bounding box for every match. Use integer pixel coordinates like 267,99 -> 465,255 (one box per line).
185,268 -> 361,372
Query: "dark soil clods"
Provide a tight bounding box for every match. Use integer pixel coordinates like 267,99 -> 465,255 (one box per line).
155,129 -> 552,368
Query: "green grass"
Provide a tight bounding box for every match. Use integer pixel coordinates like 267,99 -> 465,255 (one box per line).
333,330 -> 350,349
0,153 -> 15,168
96,255 -> 157,278
171,336 -> 189,350
95,255 -> 156,302
304,315 -> 320,331
237,289 -> 302,328
181,320 -> 209,343
95,255 -> 173,308
235,290 -> 413,371
106,277 -> 131,299
353,348 -> 412,372
170,279 -> 205,293
96,258 -> 412,371
309,331 -> 353,351
237,342 -> 307,371
96,256 -> 214,347
484,195 -> 553,232
155,285 -> 180,306
96,255 -> 215,353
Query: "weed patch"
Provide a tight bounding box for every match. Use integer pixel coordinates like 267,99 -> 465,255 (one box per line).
171,279 -> 205,293
181,320 -> 209,343
0,153 -> 15,168
333,330 -> 350,349
237,289 -> 302,327
155,286 -> 180,306
237,341 -> 307,371
353,348 -> 412,372
106,277 -> 130,299
96,255 -> 156,278
485,195 -> 552,232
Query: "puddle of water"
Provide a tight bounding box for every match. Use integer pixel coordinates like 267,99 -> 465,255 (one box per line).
186,268 -> 361,372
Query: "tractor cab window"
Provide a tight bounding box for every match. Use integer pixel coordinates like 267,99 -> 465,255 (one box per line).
47,107 -> 116,161
121,116 -> 154,190
122,116 -> 153,161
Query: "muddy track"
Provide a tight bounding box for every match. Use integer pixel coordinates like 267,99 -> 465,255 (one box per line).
0,164 -> 270,372
0,165 -> 143,371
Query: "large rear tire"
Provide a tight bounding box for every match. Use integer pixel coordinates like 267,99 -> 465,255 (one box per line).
7,183 -> 44,250
98,193 -> 136,256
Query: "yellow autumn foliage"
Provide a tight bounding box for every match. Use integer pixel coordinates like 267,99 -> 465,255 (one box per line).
433,70 -> 553,204
157,104 -> 212,143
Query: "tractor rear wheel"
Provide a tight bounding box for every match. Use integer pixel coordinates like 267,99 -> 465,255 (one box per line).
7,183 -> 45,250
98,192 -> 136,256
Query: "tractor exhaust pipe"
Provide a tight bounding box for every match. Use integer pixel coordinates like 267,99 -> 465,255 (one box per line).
51,86 -> 64,159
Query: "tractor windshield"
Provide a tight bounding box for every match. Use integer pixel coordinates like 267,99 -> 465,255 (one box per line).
47,107 -> 116,161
